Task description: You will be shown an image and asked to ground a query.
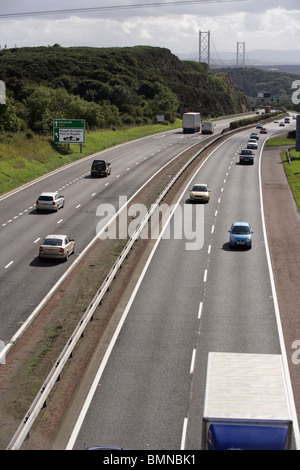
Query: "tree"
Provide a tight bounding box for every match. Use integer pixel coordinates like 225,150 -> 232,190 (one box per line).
0,95 -> 21,132
148,82 -> 179,122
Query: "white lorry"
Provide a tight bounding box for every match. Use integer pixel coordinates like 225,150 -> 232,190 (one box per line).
201,121 -> 215,134
182,112 -> 201,133
202,352 -> 293,450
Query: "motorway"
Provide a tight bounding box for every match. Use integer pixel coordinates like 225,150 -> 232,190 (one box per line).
61,119 -> 298,450
0,118 -> 235,345
1,114 -> 297,450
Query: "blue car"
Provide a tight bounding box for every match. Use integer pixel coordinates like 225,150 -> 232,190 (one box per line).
229,222 -> 253,249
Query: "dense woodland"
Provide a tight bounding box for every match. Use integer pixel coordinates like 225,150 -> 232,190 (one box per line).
217,66 -> 300,108
0,45 -> 250,134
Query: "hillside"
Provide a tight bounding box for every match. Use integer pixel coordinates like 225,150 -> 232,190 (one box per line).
215,66 -> 300,109
0,45 -> 250,133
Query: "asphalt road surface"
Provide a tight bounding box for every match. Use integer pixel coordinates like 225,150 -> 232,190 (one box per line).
67,120 -> 298,450
0,121 -> 232,344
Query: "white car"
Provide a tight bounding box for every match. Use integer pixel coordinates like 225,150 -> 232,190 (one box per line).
247,139 -> 258,149
36,192 -> 64,212
39,234 -> 75,261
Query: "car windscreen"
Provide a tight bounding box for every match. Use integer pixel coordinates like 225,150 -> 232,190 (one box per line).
193,186 -> 207,191
43,239 -> 63,246
232,226 -> 250,234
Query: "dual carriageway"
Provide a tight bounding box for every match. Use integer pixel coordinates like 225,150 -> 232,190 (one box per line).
0,115 -> 298,450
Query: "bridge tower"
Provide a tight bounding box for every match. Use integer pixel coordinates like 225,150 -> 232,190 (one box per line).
236,42 -> 246,66
199,31 -> 211,65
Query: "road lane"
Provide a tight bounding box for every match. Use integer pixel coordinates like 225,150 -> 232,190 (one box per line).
0,114 -> 254,344
66,122 -> 296,450
0,127 -> 216,342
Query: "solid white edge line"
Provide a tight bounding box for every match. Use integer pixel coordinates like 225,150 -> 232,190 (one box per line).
66,134 -> 237,449
181,417 -> 188,450
66,209 -> 171,449
4,261 -> 14,269
259,135 -> 300,449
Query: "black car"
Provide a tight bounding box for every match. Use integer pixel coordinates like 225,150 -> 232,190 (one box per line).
239,149 -> 255,165
91,159 -> 111,177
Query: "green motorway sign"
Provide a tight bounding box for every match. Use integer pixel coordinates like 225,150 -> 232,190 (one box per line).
53,119 -> 85,144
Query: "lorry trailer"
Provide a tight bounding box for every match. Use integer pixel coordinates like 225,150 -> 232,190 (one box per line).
202,352 -> 293,450
182,112 -> 201,133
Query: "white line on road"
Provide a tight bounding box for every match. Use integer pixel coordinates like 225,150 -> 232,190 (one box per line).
190,349 -> 196,374
198,302 -> 203,319
5,261 -> 14,269
181,418 -> 188,450
259,135 -> 300,449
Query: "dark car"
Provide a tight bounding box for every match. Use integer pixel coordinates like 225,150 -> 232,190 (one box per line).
250,132 -> 259,141
239,149 -> 255,165
91,159 -> 111,177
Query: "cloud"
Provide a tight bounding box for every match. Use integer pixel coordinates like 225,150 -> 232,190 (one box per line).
0,1 -> 300,55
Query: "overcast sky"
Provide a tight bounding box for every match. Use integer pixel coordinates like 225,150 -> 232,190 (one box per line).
0,0 -> 300,59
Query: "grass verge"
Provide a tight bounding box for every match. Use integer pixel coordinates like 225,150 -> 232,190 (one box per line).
0,121 -> 181,196
282,148 -> 300,211
267,134 -> 300,211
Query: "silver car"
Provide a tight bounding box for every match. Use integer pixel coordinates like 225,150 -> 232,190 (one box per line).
36,192 -> 64,212
39,234 -> 75,261
247,139 -> 258,149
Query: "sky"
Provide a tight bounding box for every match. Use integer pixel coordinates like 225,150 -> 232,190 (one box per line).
0,0 -> 300,62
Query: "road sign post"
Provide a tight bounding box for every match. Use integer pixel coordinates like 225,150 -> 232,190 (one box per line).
53,119 -> 85,148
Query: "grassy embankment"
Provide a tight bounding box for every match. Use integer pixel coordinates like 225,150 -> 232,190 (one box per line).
268,135 -> 300,211
0,121 -> 181,196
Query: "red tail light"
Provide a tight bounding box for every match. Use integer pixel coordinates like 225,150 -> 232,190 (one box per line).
52,201 -> 56,205
39,246 -> 43,252
59,248 -> 64,253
